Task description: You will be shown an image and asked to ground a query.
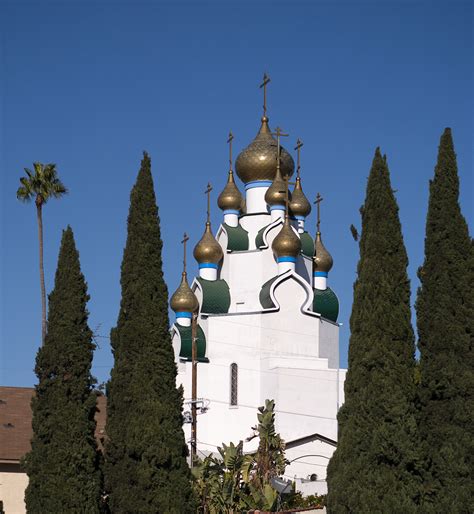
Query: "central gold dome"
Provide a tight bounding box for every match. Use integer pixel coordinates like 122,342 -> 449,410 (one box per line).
235,117 -> 295,183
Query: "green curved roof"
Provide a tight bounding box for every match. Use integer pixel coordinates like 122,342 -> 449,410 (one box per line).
197,277 -> 231,314
255,224 -> 270,249
300,232 -> 314,257
259,276 -> 279,309
175,323 -> 208,362
313,287 -> 339,322
223,223 -> 249,251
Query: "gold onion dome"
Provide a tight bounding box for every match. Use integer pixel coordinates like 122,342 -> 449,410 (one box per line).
217,170 -> 243,211
170,272 -> 199,313
235,117 -> 295,183
265,165 -> 289,207
289,177 -> 311,218
193,222 -> 224,265
272,218 -> 302,258
313,232 -> 333,273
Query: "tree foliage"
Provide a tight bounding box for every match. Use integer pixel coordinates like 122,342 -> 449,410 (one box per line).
23,226 -> 103,513
16,162 -> 67,206
193,399 -> 301,513
327,149 -> 419,513
104,152 -> 194,513
416,128 -> 474,511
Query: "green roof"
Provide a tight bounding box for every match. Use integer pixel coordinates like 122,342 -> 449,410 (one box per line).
300,231 -> 314,257
255,224 -> 270,249
175,323 -> 208,362
196,277 -> 231,314
259,276 -> 279,309
313,287 -> 339,322
223,223 -> 249,251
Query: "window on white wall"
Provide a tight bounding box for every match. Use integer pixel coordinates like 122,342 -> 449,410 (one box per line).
230,363 -> 238,406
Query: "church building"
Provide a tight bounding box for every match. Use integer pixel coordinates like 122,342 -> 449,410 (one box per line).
170,77 -> 346,495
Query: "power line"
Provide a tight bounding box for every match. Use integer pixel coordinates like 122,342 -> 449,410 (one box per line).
200,396 -> 337,422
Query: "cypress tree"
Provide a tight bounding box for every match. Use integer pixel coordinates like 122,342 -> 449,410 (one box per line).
24,226 -> 102,513
327,149 -> 419,513
416,128 -> 474,511
104,152 -> 194,513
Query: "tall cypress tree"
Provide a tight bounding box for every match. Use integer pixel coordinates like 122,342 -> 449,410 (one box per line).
24,226 -> 102,513
327,149 -> 419,513
416,128 -> 473,511
104,152 -> 194,513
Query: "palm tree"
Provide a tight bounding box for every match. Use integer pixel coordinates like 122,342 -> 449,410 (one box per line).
17,163 -> 67,345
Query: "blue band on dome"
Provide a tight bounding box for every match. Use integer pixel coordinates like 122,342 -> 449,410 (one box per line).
245,180 -> 273,190
314,271 -> 328,277
270,205 -> 285,211
277,256 -> 297,263
294,215 -> 305,221
199,263 -> 218,269
176,311 -> 192,318
224,209 -> 240,215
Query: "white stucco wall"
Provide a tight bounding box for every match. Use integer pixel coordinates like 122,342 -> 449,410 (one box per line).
0,465 -> 27,514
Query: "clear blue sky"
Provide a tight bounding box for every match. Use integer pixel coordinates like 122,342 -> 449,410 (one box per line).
1,1 -> 472,387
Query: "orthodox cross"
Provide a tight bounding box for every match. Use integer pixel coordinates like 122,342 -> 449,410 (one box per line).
283,175 -> 291,219
294,139 -> 303,178
314,192 -> 323,233
205,182 -> 213,223
227,131 -> 234,171
259,73 -> 271,118
181,232 -> 189,273
272,126 -> 289,171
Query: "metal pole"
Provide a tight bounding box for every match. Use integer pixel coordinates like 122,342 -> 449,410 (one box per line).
191,312 -> 198,466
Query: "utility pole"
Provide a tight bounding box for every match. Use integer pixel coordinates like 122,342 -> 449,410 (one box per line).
190,307 -> 198,466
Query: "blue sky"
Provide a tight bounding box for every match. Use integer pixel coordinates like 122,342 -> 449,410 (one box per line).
1,1 -> 472,387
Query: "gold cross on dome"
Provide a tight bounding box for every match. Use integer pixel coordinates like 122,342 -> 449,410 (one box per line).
259,73 -> 271,117
181,232 -> 189,273
227,131 -> 234,171
314,192 -> 324,233
271,126 -> 289,172
294,139 -> 303,178
204,182 -> 213,223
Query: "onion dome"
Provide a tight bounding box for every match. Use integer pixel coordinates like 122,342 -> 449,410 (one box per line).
272,217 -> 302,259
193,222 -> 224,265
170,272 -> 199,313
235,117 -> 295,183
313,232 -> 333,273
265,164 -> 288,207
217,170 -> 243,212
289,177 -> 311,218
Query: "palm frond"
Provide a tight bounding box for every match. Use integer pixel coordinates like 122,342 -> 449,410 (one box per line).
17,162 -> 67,204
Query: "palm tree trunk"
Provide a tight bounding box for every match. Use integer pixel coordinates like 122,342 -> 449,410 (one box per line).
36,202 -> 46,345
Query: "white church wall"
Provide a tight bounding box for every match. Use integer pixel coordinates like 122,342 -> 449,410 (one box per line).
221,250 -> 279,312
318,320 -> 340,369
261,278 -> 319,357
239,213 -> 271,250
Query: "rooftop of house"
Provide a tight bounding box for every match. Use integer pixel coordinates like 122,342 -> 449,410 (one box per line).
0,386 -> 107,463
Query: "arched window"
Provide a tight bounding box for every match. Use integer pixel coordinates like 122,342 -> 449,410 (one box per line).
230,363 -> 238,406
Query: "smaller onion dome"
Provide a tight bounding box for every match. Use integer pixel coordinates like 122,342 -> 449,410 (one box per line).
193,222 -> 224,265
235,117 -> 295,183
265,165 -> 289,207
170,272 -> 199,313
272,217 -> 302,258
217,170 -> 243,212
313,232 -> 333,273
289,177 -> 311,218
